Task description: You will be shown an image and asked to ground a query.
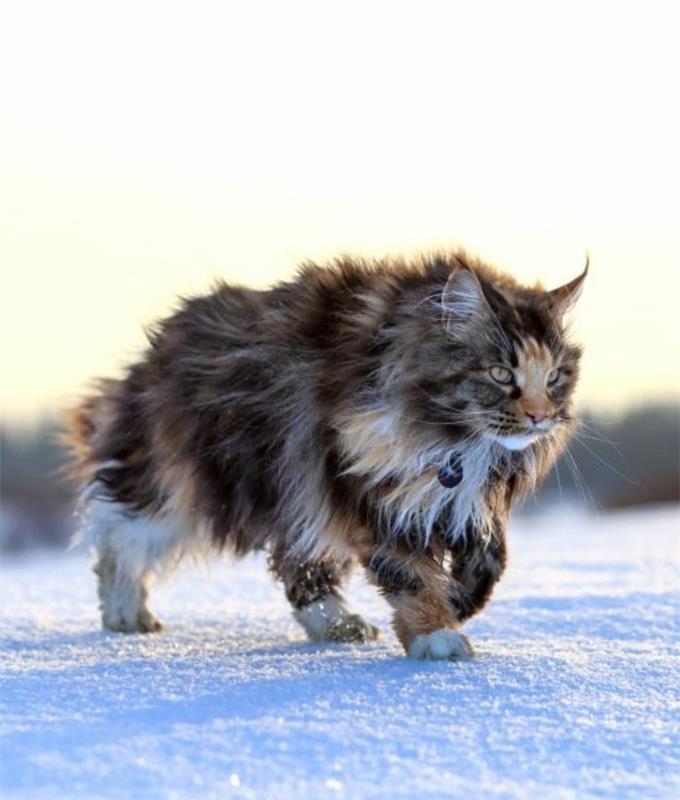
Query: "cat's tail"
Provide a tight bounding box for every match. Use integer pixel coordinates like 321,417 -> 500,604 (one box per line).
59,378 -> 121,488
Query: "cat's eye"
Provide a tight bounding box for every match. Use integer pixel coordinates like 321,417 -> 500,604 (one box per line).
489,366 -> 513,385
547,368 -> 561,386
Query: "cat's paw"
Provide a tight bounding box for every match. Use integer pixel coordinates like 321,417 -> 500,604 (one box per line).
102,607 -> 163,634
324,613 -> 380,643
409,628 -> 474,660
295,597 -> 379,644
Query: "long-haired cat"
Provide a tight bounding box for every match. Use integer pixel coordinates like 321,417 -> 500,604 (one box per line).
63,251 -> 587,659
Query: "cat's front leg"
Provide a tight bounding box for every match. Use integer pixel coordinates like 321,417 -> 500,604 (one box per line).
363,548 -> 474,660
269,552 -> 379,643
448,522 -> 508,623
394,589 -> 475,660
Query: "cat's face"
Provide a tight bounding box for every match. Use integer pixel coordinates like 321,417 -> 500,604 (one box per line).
408,262 -> 586,451
476,333 -> 579,451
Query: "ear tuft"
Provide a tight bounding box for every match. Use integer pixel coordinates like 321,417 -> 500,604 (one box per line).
547,256 -> 589,317
441,267 -> 489,332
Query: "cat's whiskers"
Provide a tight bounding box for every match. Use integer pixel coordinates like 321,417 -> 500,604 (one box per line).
560,443 -> 597,509
572,419 -> 623,454
570,432 -> 637,486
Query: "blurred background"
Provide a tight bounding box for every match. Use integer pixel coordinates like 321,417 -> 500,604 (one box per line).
1,1 -> 678,552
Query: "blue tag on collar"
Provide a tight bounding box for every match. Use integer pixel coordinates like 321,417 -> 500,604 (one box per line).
438,452 -> 463,488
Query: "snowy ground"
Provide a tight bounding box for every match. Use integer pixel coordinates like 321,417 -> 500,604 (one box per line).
1,506 -> 678,800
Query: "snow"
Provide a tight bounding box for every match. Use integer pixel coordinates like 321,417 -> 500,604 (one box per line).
1,506 -> 679,800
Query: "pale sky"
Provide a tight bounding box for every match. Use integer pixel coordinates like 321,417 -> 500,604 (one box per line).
1,1 -> 679,425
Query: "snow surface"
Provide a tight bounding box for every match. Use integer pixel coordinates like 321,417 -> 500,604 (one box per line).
1,506 -> 679,800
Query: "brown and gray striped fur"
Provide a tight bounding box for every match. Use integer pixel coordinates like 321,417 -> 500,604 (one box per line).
63,250 -> 587,658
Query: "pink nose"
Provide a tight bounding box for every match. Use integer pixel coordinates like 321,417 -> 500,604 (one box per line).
526,410 -> 548,424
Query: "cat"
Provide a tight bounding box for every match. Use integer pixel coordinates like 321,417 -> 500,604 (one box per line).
63,250 -> 587,659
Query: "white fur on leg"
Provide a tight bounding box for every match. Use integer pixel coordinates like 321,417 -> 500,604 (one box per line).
409,628 -> 474,660
76,489 -> 199,633
95,550 -> 162,633
294,595 -> 346,641
294,596 -> 379,643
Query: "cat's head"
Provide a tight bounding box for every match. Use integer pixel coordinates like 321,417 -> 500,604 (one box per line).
404,256 -> 587,452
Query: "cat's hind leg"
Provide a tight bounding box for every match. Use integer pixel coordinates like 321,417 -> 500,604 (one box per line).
270,554 -> 379,643
94,546 -> 162,633
80,498 -> 186,633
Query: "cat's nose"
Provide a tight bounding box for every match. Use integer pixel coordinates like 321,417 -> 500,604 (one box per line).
526,410 -> 548,425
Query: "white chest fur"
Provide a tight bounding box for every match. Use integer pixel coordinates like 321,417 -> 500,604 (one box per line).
339,408 -> 512,547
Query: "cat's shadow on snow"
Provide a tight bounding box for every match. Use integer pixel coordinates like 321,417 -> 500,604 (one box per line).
4,587 -> 671,656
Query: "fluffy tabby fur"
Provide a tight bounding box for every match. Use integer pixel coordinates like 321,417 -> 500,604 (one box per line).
63,250 -> 587,658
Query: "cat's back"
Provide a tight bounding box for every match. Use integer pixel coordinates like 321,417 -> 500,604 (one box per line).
90,257 -> 433,433
149,263 -> 368,353
148,281 -> 271,360
152,258 -> 415,365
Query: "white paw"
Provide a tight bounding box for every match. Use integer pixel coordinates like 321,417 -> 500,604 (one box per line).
409,628 -> 474,660
294,597 -> 379,643
102,607 -> 163,634
324,614 -> 380,644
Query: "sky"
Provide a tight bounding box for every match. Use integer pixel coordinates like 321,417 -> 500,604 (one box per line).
1,1 -> 679,425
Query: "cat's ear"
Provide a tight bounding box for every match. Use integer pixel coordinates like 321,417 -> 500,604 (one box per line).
546,256 -> 589,317
441,265 -> 491,332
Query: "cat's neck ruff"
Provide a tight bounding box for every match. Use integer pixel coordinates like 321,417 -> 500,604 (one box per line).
338,407 -> 527,547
